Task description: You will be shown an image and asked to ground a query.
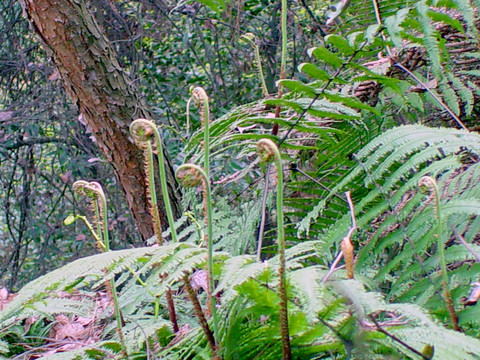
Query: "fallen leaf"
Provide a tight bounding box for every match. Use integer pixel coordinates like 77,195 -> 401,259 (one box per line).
190,270 -> 208,292
75,234 -> 86,242
462,282 -> 480,306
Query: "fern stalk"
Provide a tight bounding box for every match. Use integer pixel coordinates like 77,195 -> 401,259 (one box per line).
176,164 -> 219,350
183,273 -> 218,358
419,176 -> 460,331
280,0 -> 287,88
256,166 -> 271,260
257,139 -> 291,360
130,119 -> 180,334
239,33 -> 269,97
147,140 -> 163,243
72,181 -> 129,358
165,285 -> 179,333
93,201 -> 103,246
130,118 -> 178,242
87,183 -> 127,356
186,96 -> 193,139
191,87 -> 216,317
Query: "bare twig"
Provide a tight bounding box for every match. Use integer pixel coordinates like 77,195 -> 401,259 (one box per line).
289,164 -> 347,204
345,191 -> 357,240
451,226 -> 480,262
368,314 -> 433,360
322,251 -> 345,283
394,63 -> 469,132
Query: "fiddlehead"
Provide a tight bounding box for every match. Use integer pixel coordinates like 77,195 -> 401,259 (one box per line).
176,163 -> 219,350
71,180 -> 128,358
239,33 -> 269,97
130,118 -> 181,334
130,118 -> 178,243
191,87 -> 211,226
256,139 -> 292,360
72,180 -> 105,249
130,119 -> 163,244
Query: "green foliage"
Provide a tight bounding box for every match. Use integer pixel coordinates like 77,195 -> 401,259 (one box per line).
4,0 -> 480,358
3,123 -> 480,357
195,0 -> 230,14
2,240 -> 479,358
301,125 -> 480,336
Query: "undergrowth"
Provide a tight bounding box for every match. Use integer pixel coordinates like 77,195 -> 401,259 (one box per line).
2,0 -> 480,358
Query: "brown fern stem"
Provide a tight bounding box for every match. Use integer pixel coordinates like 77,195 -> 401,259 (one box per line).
201,182 -> 213,317
442,280 -> 460,331
144,146 -> 163,245
165,288 -> 179,333
183,274 -> 218,357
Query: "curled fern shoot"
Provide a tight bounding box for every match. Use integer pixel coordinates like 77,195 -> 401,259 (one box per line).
72,180 -> 110,250
239,33 -> 269,97
85,181 -> 109,250
176,164 -> 219,348
130,118 -> 178,243
419,176 -> 460,331
130,119 -> 180,334
191,87 -> 211,228
129,119 -> 163,244
64,214 -> 104,249
256,139 -> 291,360
72,180 -> 128,358
73,180 -> 102,244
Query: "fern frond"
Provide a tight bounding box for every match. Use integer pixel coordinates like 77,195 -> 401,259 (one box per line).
334,280 -> 480,359
289,266 -> 329,324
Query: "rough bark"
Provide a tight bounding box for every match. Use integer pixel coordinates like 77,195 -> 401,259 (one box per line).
20,0 -> 182,240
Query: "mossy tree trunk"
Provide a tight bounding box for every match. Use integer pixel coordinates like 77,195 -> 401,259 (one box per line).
20,0 -> 181,240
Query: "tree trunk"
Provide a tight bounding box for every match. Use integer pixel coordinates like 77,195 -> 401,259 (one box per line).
20,0 -> 182,241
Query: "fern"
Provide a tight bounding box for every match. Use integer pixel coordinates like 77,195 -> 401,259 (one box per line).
3,220 -> 480,358
334,280 -> 480,359
7,3 -> 480,357
296,125 -> 480,337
